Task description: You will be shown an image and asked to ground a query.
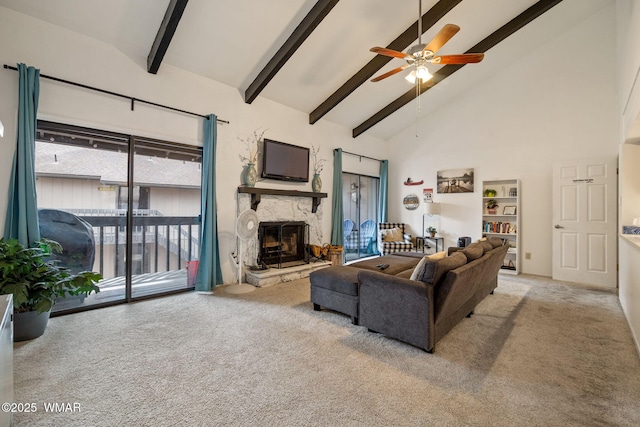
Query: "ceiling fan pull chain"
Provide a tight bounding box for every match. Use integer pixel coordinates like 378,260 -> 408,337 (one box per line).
415,81 -> 420,138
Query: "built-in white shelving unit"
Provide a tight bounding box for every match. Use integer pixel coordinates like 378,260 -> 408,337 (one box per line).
482,179 -> 520,275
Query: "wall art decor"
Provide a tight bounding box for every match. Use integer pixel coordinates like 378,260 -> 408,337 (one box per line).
403,194 -> 420,210
423,188 -> 433,202
437,168 -> 474,193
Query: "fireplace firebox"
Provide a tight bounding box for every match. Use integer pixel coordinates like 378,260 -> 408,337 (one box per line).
258,221 -> 308,268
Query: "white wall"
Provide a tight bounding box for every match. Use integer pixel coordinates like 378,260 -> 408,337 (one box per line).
617,0 -> 640,355
0,7 -> 389,284
617,0 -> 640,138
388,3 -> 618,277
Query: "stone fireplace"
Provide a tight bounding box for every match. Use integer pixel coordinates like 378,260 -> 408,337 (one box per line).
238,187 -> 330,287
258,221 -> 307,268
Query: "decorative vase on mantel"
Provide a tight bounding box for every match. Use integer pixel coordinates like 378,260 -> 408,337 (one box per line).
312,173 -> 322,192
243,163 -> 258,187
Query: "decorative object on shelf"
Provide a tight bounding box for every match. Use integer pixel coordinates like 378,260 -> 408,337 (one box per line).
437,168 -> 474,193
404,177 -> 424,186
509,187 -> 517,197
0,238 -> 101,341
311,145 -> 325,192
312,174 -> 322,192
427,226 -> 437,238
243,163 -> 258,187
483,188 -> 497,197
238,128 -> 266,186
403,194 -> 420,210
503,206 -> 517,215
486,199 -> 499,214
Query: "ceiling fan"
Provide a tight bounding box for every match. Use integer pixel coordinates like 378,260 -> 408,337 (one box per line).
370,1 -> 484,84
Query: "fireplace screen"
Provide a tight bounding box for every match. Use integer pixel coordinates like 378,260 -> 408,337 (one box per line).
258,221 -> 308,268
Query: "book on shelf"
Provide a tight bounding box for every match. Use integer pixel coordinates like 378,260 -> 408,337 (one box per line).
482,221 -> 517,234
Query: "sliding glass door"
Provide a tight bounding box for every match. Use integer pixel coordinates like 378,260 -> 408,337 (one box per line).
130,139 -> 201,298
34,121 -> 201,313
343,173 -> 380,262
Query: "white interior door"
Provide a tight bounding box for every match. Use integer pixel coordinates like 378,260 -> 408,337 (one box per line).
552,158 -> 617,288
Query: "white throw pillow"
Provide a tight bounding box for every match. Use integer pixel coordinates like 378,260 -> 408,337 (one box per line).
410,251 -> 446,280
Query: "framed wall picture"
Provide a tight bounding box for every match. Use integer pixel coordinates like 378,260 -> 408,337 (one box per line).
503,206 -> 517,215
436,168 -> 474,193
423,188 -> 433,202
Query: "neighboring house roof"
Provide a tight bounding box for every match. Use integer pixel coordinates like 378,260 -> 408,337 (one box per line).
35,141 -> 201,188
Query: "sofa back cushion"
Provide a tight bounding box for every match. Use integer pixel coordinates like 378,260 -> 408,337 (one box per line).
413,251 -> 467,286
409,251 -> 446,281
478,240 -> 493,252
462,242 -> 484,261
487,237 -> 504,248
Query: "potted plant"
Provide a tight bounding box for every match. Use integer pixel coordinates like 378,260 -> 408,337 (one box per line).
484,188 -> 497,197
0,238 -> 102,341
486,199 -> 499,214
427,227 -> 437,238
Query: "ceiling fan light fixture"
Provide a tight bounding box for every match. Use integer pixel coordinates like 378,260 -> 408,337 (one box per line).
415,65 -> 432,82
405,70 -> 417,84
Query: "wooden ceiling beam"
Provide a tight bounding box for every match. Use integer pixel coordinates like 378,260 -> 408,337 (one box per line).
147,0 -> 189,74
309,0 -> 463,125
352,0 -> 564,138
244,0 -> 340,104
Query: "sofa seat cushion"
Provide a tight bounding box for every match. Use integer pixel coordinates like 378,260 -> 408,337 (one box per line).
349,254 -> 420,275
309,266 -> 360,296
395,269 -> 414,279
414,251 -> 467,286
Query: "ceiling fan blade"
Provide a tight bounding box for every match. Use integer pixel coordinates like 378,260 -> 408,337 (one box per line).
423,24 -> 460,54
433,53 -> 484,64
370,47 -> 409,59
371,65 -> 410,82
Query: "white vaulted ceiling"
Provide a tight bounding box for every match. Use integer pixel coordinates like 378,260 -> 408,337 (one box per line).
0,0 -> 613,140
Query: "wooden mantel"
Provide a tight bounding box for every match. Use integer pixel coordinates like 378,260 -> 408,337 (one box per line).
237,186 -> 328,213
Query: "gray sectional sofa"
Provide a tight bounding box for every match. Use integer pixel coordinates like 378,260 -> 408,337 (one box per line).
309,238 -> 509,353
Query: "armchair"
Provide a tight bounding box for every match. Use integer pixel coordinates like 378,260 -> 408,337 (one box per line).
343,219 -> 356,251
377,223 -> 413,255
359,219 -> 377,254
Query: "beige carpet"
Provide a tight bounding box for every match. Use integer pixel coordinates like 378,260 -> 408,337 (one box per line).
12,274 -> 640,426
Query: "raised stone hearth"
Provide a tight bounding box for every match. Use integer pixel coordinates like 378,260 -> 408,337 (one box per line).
245,260 -> 331,287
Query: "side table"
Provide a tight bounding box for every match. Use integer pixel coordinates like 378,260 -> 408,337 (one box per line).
416,236 -> 444,254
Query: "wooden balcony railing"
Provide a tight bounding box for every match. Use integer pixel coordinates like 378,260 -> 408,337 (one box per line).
78,215 -> 201,278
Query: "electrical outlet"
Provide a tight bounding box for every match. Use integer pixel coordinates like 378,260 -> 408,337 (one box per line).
525,252 -> 531,260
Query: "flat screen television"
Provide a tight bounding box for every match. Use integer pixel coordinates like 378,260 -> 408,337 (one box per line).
261,139 -> 309,182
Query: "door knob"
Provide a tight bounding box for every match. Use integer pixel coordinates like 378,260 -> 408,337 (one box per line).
554,224 -> 564,229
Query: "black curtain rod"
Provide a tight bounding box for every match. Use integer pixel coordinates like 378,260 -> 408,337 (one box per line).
3,64 -> 229,124
340,149 -> 383,163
